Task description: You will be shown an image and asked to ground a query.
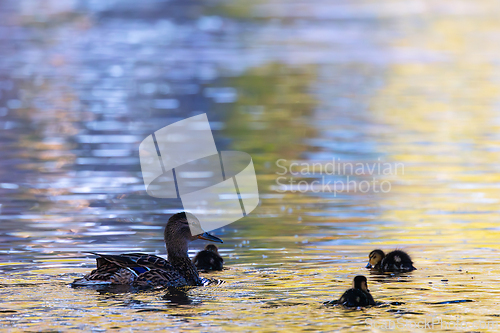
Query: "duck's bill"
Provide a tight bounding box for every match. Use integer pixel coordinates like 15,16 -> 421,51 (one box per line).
365,263 -> 372,269
197,232 -> 223,243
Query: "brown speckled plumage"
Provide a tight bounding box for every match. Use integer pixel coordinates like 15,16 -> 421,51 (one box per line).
71,212 -> 223,289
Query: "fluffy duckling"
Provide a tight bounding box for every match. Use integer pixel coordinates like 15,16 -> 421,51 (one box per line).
329,275 -> 375,307
193,244 -> 224,271
72,212 -> 223,289
366,249 -> 416,272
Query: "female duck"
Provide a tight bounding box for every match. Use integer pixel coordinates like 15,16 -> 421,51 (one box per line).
326,275 -> 376,307
366,249 -> 416,272
72,212 -> 223,289
193,244 -> 224,271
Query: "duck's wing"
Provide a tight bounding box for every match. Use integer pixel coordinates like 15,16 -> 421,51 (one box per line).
72,252 -> 177,287
72,261 -> 136,286
89,252 -> 174,271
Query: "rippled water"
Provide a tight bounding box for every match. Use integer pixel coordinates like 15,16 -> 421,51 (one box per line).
2,0 -> 500,331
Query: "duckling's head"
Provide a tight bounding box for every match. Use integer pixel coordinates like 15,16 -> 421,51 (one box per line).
164,212 -> 223,257
366,249 -> 385,269
205,244 -> 219,253
352,275 -> 369,292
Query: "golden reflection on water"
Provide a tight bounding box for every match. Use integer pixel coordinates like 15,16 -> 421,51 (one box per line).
2,0 -> 500,332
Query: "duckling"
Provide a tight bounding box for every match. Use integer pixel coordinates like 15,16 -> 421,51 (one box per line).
193,244 -> 224,271
328,275 -> 375,307
71,212 -> 223,289
366,249 -> 416,272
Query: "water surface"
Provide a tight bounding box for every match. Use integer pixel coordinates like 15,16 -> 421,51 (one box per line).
1,0 -> 500,331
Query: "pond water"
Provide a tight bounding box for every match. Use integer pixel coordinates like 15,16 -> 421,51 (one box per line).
2,0 -> 500,331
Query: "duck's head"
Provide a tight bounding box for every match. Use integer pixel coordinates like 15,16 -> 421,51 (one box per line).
205,244 -> 219,253
352,275 -> 369,292
366,249 -> 385,269
164,212 -> 223,257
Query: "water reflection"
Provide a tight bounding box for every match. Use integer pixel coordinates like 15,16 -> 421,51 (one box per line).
161,288 -> 196,306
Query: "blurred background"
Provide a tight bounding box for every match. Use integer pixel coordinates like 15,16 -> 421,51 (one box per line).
1,0 -> 500,331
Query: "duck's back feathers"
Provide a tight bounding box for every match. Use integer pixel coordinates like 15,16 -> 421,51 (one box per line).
71,252 -> 186,288
337,288 -> 375,307
193,250 -> 224,271
92,252 -> 172,269
381,250 -> 416,272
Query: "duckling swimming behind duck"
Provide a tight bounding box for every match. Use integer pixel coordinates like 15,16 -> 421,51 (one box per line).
193,244 -> 224,271
326,275 -> 375,307
71,212 -> 223,289
366,249 -> 416,272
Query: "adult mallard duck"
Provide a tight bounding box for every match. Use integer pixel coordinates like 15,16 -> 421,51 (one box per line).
193,244 -> 224,271
366,249 -> 416,272
71,212 -> 223,289
325,275 -> 376,307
